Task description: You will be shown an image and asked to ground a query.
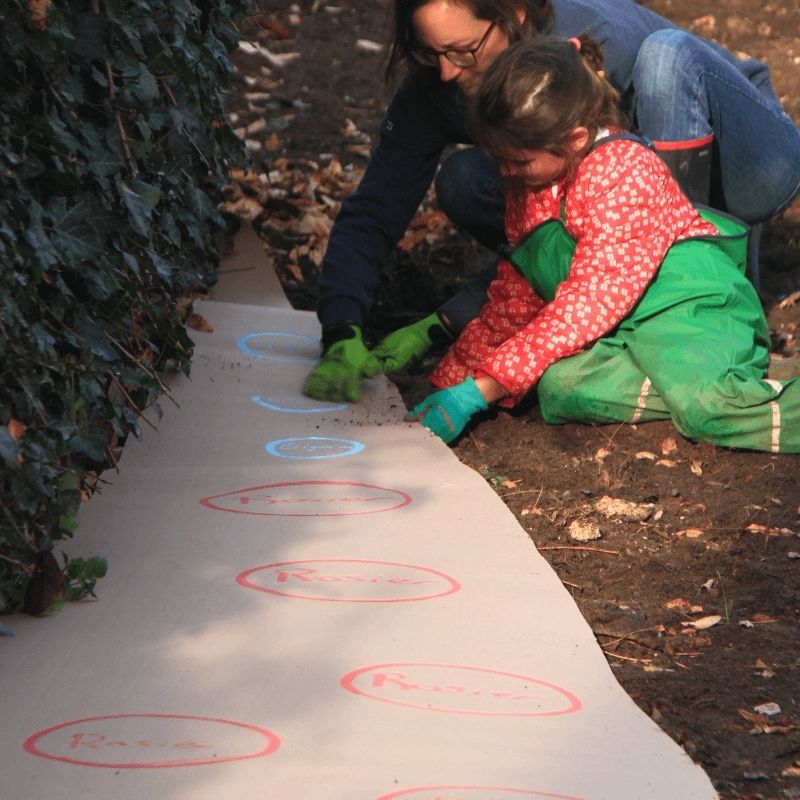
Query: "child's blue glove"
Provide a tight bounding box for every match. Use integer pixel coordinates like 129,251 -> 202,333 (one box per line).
407,376 -> 488,444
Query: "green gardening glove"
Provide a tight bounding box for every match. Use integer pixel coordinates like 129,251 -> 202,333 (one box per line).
407,376 -> 488,444
372,311 -> 453,373
303,324 -> 381,403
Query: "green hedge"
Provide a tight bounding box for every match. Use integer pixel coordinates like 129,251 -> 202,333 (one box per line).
0,0 -> 248,613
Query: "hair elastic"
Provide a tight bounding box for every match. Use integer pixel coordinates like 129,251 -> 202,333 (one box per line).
568,36 -> 581,51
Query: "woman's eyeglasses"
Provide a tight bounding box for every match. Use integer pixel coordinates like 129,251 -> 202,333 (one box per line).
410,22 -> 496,68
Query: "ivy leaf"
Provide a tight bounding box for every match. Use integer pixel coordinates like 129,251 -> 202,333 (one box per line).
0,427 -> 20,468
69,13 -> 108,61
120,180 -> 161,237
25,200 -> 59,268
132,62 -> 160,103
68,430 -> 108,461
48,197 -> 112,262
74,316 -> 119,362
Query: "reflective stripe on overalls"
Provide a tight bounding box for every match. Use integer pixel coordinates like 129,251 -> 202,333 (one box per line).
506,145 -> 799,453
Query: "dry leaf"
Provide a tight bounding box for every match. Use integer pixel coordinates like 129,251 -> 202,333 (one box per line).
265,131 -> 281,151
355,38 -> 384,53
736,708 -> 797,735
682,614 -> 722,630
285,263 -> 304,283
8,419 -> 26,439
750,613 -> 778,624
28,0 -> 52,30
690,459 -> 703,476
665,597 -> 692,612
746,523 -> 769,533
594,447 -> 611,462
656,459 -> 678,468
777,290 -> 800,309
675,528 -> 704,538
782,766 -> 800,778
635,451 -> 657,460
186,312 -> 214,333
692,14 -> 716,34
660,436 -> 678,455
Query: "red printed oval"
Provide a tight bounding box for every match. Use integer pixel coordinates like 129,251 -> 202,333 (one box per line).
376,787 -> 586,800
23,714 -> 280,769
200,480 -> 412,517
341,663 -> 581,717
236,559 -> 461,603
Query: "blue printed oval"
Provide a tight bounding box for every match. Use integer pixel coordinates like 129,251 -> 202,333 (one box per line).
265,436 -> 364,460
236,332 -> 318,363
251,394 -> 347,414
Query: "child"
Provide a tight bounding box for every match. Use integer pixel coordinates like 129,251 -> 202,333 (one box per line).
410,36 -> 799,453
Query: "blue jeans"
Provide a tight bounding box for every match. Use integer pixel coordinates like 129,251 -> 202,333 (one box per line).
633,29 -> 800,224
435,31 -> 800,330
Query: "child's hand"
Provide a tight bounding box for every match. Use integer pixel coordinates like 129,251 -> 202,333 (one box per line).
406,377 -> 489,443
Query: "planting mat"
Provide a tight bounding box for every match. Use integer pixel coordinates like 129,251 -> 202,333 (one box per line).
0,226 -> 718,799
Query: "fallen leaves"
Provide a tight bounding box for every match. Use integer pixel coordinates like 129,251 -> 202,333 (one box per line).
237,40 -> 301,69
27,0 -> 52,30
738,707 -> 796,735
186,312 -> 214,333
7,419 -> 26,439
665,598 -> 704,614
681,614 -> 722,630
660,436 -> 678,455
675,528 -> 705,538
777,289 -> 800,309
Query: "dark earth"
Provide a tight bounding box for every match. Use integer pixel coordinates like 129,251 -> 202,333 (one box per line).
223,2 -> 800,797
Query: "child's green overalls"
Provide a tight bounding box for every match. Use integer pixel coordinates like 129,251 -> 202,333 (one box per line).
507,143 -> 798,453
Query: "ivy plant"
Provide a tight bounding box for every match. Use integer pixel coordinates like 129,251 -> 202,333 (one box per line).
0,0 -> 248,612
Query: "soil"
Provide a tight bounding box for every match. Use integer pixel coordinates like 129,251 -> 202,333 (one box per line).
225,2 -> 800,797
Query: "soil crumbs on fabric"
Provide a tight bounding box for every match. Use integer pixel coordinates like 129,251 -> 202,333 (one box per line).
227,2 -> 800,797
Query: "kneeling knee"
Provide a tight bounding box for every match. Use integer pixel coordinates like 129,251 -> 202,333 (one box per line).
633,29 -> 698,98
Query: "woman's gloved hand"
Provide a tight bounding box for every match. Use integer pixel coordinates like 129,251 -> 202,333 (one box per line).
407,376 -> 488,443
303,324 -> 381,402
372,311 -> 452,373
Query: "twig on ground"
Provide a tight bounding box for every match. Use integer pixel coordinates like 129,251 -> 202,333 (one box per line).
595,627 -> 661,651
603,651 -> 652,664
468,430 -> 486,453
539,545 -> 620,555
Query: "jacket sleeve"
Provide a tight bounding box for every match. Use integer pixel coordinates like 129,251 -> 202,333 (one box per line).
317,74 -> 466,327
429,260 -> 544,388
477,146 -> 697,405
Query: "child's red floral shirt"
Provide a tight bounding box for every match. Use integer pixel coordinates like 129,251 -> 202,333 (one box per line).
430,139 -> 719,405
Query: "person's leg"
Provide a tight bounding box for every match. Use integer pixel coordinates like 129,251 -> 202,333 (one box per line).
537,337 -> 671,425
622,245 -> 800,453
434,147 -> 506,249
633,29 -> 800,223
432,147 -> 507,334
